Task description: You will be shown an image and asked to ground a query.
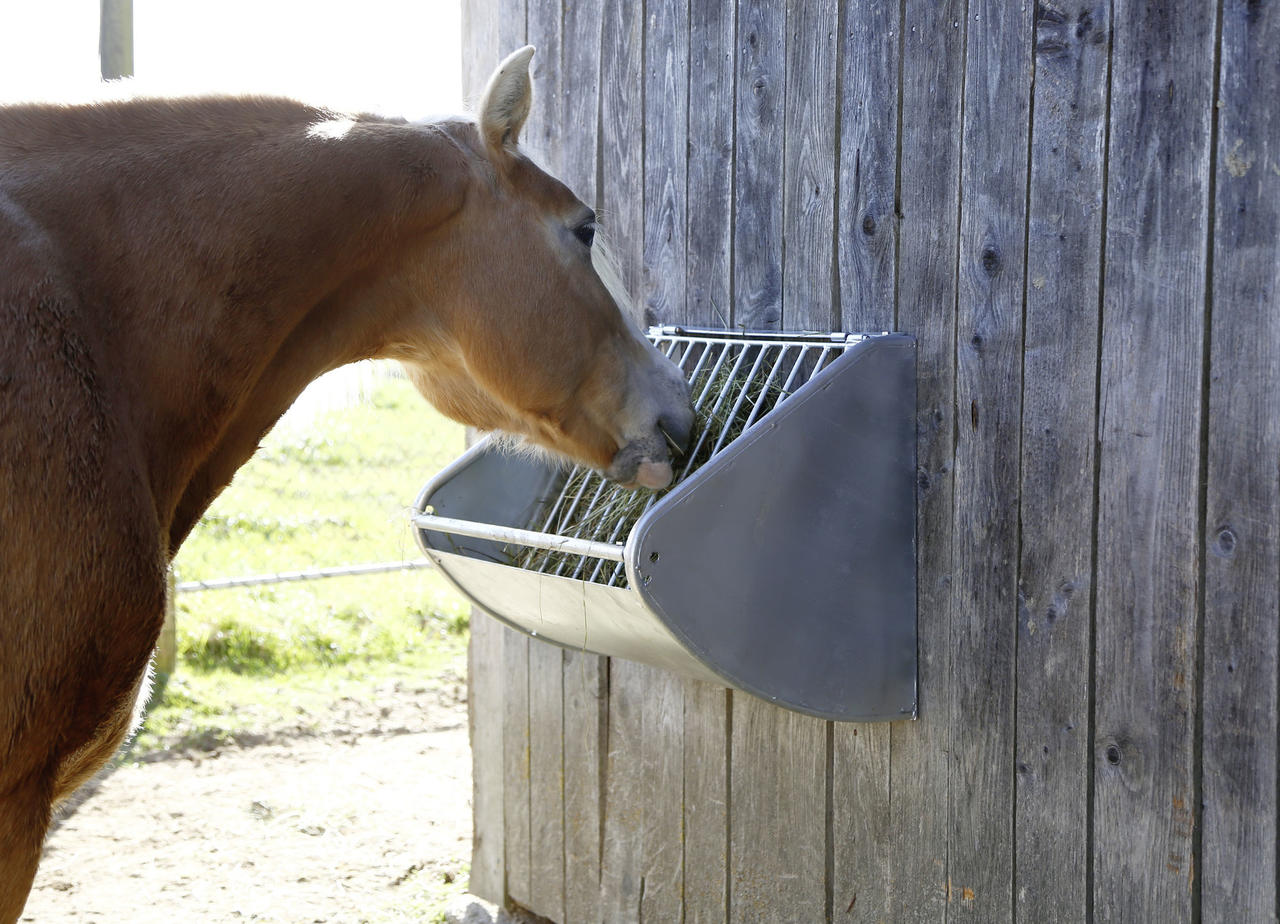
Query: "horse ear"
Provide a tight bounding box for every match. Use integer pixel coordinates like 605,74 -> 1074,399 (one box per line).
478,46 -> 535,154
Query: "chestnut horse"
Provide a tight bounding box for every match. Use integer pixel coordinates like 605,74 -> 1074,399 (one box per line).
0,47 -> 692,919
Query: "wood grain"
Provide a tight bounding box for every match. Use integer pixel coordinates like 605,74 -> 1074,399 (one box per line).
686,0 -> 735,328
1014,3 -> 1109,919
1200,1 -> 1280,918
642,0 -> 688,326
731,0 -> 784,329
1091,0 -> 1216,917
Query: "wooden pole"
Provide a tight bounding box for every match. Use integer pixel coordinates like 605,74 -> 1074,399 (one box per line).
99,0 -> 133,80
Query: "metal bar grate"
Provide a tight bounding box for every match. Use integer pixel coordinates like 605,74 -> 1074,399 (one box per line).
510,329 -> 861,587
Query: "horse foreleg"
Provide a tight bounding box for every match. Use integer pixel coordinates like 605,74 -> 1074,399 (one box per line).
0,771 -> 53,924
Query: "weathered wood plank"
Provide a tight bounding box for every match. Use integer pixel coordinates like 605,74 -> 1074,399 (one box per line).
522,0 -> 561,172
640,668 -> 684,922
683,683 -> 728,924
561,0 -> 603,206
642,0 -> 688,326
829,5 -> 900,920
731,0 -> 784,329
1014,3 -> 1109,920
468,613 -> 506,904
1091,0 -> 1216,917
497,0 -> 525,68
947,3 -> 1034,918
781,0 -> 838,332
563,649 -> 606,924
1200,2 -> 1280,919
833,723 -> 891,922
460,0 -> 499,109
836,0 -> 899,324
527,640 -> 565,921
686,0 -> 734,329
600,660 -> 645,923
729,699 -> 827,923
599,0 -> 644,301
502,625 -> 532,908
888,0 -> 968,918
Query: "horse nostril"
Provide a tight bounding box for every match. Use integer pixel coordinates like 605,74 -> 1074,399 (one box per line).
658,411 -> 694,456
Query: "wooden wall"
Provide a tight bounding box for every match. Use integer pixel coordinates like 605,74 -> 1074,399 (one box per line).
460,0 -> 1280,920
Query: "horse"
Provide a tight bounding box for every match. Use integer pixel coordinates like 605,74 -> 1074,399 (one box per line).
0,46 -> 693,920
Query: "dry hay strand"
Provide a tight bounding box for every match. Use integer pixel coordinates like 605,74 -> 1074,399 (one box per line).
515,348 -> 792,582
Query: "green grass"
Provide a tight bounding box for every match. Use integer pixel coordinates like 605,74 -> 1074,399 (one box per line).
139,366 -> 469,755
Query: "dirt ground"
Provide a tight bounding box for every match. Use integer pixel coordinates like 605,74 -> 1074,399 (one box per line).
22,681 -> 473,923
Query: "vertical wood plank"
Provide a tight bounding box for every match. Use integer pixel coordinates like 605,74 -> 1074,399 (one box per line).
831,4 -> 900,917
1014,3 -> 1110,920
468,613 -> 507,904
601,661 -> 645,923
836,0 -> 899,323
522,0 -> 562,171
833,723 -> 892,922
686,0 -> 735,329
1091,0 -> 1216,917
729,700 -> 827,923
947,2 -> 1034,918
889,0 -> 968,918
781,0 -> 838,332
642,0 -> 688,325
731,0 -> 784,329
528,641 -> 565,922
640,668 -> 684,923
1200,1 -> 1280,918
600,0 -> 644,301
683,683 -> 728,924
502,625 -> 532,908
562,0 -> 603,205
461,0 -> 500,110
563,649 -> 606,924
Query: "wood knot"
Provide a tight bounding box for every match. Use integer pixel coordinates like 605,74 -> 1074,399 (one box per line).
1105,743 -> 1122,765
980,246 -> 1001,276
862,214 -> 877,235
1213,526 -> 1237,558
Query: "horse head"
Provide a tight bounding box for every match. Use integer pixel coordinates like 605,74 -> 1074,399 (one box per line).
394,47 -> 693,489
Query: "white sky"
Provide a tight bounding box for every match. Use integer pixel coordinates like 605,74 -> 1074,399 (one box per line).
0,0 -> 463,118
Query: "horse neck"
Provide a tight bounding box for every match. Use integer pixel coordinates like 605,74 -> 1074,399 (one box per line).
2,100 -> 467,544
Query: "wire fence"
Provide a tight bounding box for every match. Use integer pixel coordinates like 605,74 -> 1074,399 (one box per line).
175,558 -> 433,593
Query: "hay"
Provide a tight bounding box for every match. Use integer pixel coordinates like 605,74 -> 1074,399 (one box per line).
515,345 -> 792,583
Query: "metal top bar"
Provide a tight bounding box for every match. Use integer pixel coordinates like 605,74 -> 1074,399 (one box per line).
649,325 -> 873,344
411,512 -> 627,563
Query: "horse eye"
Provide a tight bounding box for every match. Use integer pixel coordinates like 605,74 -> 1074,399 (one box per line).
573,221 -> 596,248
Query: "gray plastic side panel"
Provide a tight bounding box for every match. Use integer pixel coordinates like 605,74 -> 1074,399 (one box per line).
416,439 -> 563,565
629,335 -> 918,721
424,550 -> 724,685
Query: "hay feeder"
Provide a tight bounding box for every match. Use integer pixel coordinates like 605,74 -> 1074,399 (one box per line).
412,326 -> 917,721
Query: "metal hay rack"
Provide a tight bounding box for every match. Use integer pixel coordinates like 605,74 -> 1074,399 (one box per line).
412,326 -> 918,721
